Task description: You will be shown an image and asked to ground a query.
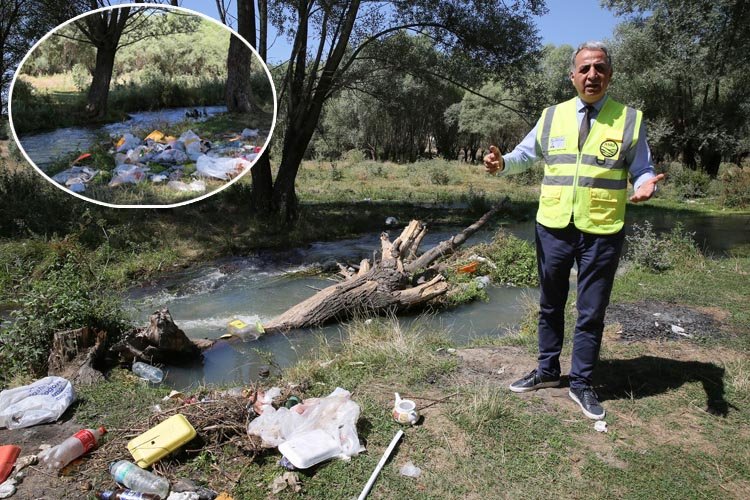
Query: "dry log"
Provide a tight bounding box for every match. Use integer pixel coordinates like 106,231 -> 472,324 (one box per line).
262,201 -> 506,333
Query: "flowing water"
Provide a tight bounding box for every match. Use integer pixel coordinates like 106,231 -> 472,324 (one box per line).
126,212 -> 750,389
16,106 -> 227,170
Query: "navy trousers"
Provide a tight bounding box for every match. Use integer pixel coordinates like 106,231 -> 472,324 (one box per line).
535,222 -> 625,389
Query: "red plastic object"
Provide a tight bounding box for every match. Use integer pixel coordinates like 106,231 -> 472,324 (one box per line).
0,445 -> 21,483
457,261 -> 479,274
73,153 -> 92,164
254,146 -> 262,153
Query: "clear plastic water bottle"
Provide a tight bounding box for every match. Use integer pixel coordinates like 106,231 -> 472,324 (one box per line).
132,362 -> 164,383
96,488 -> 161,499
38,426 -> 106,469
110,460 -> 170,499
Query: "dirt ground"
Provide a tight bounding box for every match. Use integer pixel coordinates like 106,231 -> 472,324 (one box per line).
0,302 -> 746,499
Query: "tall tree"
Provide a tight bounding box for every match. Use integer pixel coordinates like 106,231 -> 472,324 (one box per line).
260,0 -> 546,220
605,0 -> 750,175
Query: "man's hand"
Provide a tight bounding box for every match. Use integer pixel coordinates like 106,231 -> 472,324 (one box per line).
483,145 -> 504,174
630,173 -> 665,203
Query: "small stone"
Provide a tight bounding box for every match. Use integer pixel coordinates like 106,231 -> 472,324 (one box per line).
594,421 -> 608,433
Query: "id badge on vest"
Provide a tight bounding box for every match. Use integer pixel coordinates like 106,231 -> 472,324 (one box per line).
549,136 -> 566,151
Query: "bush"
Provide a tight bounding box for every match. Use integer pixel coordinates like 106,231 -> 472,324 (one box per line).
665,163 -> 712,199
430,167 -> 451,185
625,220 -> 700,272
719,165 -> 750,208
470,231 -> 538,287
0,248 -> 129,383
507,161 -> 544,186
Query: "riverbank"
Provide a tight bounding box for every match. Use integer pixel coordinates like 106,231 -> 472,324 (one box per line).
1,150 -> 749,496
1,243 -> 748,498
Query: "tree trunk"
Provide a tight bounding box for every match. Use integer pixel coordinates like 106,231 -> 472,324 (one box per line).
250,150 -> 274,214
225,0 -> 262,114
86,41 -> 117,118
261,202 -> 506,333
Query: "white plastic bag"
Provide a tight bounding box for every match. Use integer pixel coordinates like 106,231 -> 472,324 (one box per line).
167,180 -> 206,193
196,155 -> 249,180
115,133 -> 141,153
109,165 -> 148,186
0,377 -> 76,429
247,387 -> 363,468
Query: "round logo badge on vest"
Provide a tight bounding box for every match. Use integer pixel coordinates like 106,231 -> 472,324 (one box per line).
599,140 -> 619,158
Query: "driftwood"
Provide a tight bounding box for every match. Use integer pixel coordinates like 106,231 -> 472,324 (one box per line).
47,327 -> 108,385
262,200 -> 507,333
114,308 -> 203,364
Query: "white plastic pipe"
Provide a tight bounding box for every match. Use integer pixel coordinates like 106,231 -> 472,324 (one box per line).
357,430 -> 404,500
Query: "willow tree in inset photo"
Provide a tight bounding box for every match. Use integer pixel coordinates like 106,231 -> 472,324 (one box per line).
52,6 -> 199,118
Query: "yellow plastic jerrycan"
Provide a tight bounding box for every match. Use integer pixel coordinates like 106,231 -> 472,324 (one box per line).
127,413 -> 197,467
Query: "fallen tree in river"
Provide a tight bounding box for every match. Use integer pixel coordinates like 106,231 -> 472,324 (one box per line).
262,199 -> 509,333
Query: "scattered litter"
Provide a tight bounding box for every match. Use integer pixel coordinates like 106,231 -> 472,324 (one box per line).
253,387 -> 282,415
128,414 -> 197,467
38,426 -> 106,470
110,460 -> 170,499
399,461 -> 422,478
242,128 -> 259,138
132,361 -> 164,384
393,393 -> 419,425
364,318 -> 373,325
670,324 -> 693,338
248,387 -> 364,469
358,430 -> 403,500
163,390 -> 184,401
12,455 -> 36,474
0,478 -> 17,499
457,261 -> 479,274
196,155 -> 250,180
474,275 -> 491,289
51,166 -> 99,192
269,471 -> 301,494
594,421 -> 608,433
385,216 -> 398,226
116,133 -> 140,152
446,348 -> 456,354
167,180 -> 206,193
0,376 -> 76,429
0,446 -> 20,484
109,164 -> 148,186
167,492 -> 200,500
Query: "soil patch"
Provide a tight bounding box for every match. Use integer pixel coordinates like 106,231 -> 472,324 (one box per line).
607,301 -> 724,341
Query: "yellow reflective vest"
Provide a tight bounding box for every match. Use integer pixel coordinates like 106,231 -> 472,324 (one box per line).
535,97 -> 642,234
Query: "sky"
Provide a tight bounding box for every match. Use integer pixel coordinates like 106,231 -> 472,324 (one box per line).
176,0 -> 623,64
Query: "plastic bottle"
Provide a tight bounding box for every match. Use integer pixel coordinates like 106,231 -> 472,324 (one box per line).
96,489 -> 161,500
110,460 -> 170,499
132,362 -> 164,383
37,426 -> 106,469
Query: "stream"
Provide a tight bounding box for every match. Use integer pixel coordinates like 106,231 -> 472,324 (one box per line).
16,106 -> 227,170
126,212 -> 750,390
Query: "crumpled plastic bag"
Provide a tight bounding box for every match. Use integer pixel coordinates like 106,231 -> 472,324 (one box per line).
247,387 -> 364,468
109,164 -> 148,186
242,128 -> 259,138
51,166 -> 99,193
154,148 -> 189,164
196,155 -> 249,180
115,133 -> 141,153
0,377 -> 76,429
167,180 -> 206,192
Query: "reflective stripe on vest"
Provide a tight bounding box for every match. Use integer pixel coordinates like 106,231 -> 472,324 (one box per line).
535,97 -> 641,234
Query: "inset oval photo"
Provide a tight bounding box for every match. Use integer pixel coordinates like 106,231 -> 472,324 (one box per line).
8,5 -> 276,208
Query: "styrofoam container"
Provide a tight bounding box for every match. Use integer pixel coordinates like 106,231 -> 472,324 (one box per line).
127,413 -> 196,467
278,429 -> 341,469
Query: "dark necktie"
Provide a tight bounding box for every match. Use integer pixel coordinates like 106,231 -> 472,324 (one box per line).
579,105 -> 594,151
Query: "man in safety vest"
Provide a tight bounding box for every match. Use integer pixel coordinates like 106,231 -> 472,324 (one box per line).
484,41 -> 664,420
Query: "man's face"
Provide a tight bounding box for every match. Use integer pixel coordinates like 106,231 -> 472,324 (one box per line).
570,48 -> 612,103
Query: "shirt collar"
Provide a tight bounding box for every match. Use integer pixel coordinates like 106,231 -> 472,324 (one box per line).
577,95 -> 607,113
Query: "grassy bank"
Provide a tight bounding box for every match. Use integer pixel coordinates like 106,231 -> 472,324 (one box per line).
51,239 -> 750,497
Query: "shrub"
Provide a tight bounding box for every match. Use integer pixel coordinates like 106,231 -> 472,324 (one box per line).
507,161 -> 544,186
0,249 -> 129,383
430,167 -> 451,185
719,165 -> 750,208
666,163 -> 712,199
470,231 -> 538,287
625,220 -> 700,272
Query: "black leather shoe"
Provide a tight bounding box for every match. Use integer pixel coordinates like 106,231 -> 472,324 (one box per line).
509,369 -> 561,393
569,387 -> 605,420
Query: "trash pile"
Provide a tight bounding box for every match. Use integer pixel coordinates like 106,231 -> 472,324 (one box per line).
0,366 -> 430,498
50,128 -> 263,195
